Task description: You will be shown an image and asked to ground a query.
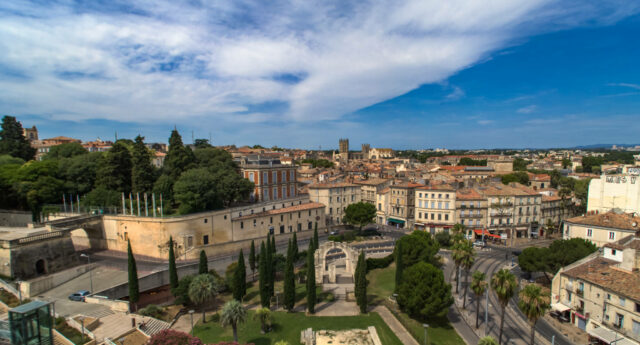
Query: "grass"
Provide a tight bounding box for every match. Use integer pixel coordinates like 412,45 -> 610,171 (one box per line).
194,310 -> 403,345
367,264 -> 465,345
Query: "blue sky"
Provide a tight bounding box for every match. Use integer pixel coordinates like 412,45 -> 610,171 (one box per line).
2,0 -> 640,149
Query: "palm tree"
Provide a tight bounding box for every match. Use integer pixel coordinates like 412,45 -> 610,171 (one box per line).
253,307 -> 272,334
478,336 -> 498,345
452,241 -> 466,294
461,242 -> 475,309
518,284 -> 550,345
471,271 -> 487,329
188,274 -> 219,322
220,300 -> 247,342
491,269 -> 517,345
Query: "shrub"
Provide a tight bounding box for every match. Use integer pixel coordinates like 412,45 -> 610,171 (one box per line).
172,275 -> 194,306
147,329 -> 203,345
138,304 -> 165,319
325,292 -> 335,302
366,253 -> 394,272
397,262 -> 453,320
435,231 -> 451,248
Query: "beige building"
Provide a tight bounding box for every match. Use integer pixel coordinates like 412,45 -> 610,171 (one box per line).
382,182 -> 420,228
563,211 -> 640,247
551,235 -> 640,344
354,178 -> 391,204
368,148 -> 394,160
455,188 -> 488,232
376,187 -> 390,225
414,185 -> 456,234
588,172 -> 640,214
307,183 -> 361,225
480,183 -> 542,239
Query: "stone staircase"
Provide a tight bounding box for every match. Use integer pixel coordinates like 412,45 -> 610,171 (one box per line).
138,317 -> 170,336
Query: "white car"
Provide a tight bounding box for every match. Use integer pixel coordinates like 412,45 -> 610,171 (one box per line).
472,241 -> 486,248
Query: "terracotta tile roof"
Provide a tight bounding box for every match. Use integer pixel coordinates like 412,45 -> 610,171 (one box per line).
353,178 -> 389,186
456,188 -> 484,200
563,257 -> 640,301
417,184 -> 455,191
605,235 -> 640,251
234,202 -> 325,220
565,211 -> 640,231
378,187 -> 390,194
308,182 -> 359,189
542,195 -> 561,202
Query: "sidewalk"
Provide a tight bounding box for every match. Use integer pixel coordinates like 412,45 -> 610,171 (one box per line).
372,306 -> 419,345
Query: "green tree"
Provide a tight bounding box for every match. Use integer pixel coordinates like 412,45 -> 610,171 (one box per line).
292,232 -> 299,260
306,241 -> 316,313
199,250 -> 209,274
452,240 -> 470,294
153,174 -> 174,211
561,158 -> 571,169
461,242 -> 476,309
173,168 -> 219,214
97,141 -> 132,192
188,274 -> 219,322
165,129 -> 195,179
253,307 -> 272,334
0,116 -> 35,161
249,240 -> 256,280
501,172 -> 529,185
471,271 -> 487,329
397,262 -> 453,320
259,241 -> 269,308
168,237 -> 179,291
491,269 -> 517,345
283,239 -> 296,311
478,336 -> 499,345
127,239 -> 139,311
459,157 -> 487,166
343,202 -> 377,230
519,284 -> 550,345
44,142 -> 87,160
395,230 -> 440,268
131,135 -> 155,193
172,275 -> 194,306
193,139 -> 211,149
233,250 -> 247,301
394,240 -> 404,293
512,158 -> 530,171
355,251 -> 367,313
269,235 -> 276,297
313,223 -> 319,251
220,300 -> 247,342
518,247 -> 551,280
546,238 -> 597,273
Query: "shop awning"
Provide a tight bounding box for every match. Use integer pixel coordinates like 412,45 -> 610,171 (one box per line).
588,325 -> 638,345
473,229 -> 501,239
388,218 -> 405,224
550,303 -> 570,313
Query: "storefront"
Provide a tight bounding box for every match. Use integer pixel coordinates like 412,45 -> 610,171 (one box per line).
587,324 -> 638,345
387,218 -> 405,228
473,229 -> 501,242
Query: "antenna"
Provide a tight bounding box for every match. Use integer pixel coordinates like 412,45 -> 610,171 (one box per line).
192,130 -> 194,144
115,131 -> 118,141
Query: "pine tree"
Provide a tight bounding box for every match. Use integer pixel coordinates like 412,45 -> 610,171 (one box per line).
233,250 -> 247,301
249,240 -> 256,280
313,223 -> 319,251
127,239 -> 140,311
284,239 -> 296,311
292,232 -> 298,260
356,251 -> 368,313
199,250 -> 208,274
165,129 -> 195,179
395,240 -> 404,293
0,115 -> 35,161
168,237 -> 179,292
131,135 -> 155,193
259,241 -> 270,308
306,241 -> 316,313
97,141 -> 133,192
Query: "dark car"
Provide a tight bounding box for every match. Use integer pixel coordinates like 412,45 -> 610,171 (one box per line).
68,290 -> 90,302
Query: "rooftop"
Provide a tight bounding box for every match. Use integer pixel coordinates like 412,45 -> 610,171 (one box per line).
565,211 -> 640,231
308,182 -> 359,189
563,257 -> 640,301
235,202 -> 325,221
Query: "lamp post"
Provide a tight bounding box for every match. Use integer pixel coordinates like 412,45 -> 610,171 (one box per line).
422,323 -> 429,345
80,254 -> 93,293
189,310 -> 195,335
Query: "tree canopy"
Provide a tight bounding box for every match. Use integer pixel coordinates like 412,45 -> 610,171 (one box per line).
0,116 -> 35,161
396,262 -> 453,320
395,230 -> 440,268
518,238 -> 597,277
343,202 -> 376,230
44,142 -> 87,160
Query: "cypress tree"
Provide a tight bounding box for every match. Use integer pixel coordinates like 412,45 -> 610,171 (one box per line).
395,240 -> 404,293
127,239 -> 140,311
0,115 -> 36,161
259,241 -> 270,307
249,240 -> 256,280
270,235 -> 276,296
168,236 -> 178,291
284,239 -> 295,311
306,241 -> 316,313
313,223 -> 319,251
198,250 -> 208,274
356,251 -> 368,313
233,250 -> 247,301
131,135 -> 155,193
292,232 -> 298,260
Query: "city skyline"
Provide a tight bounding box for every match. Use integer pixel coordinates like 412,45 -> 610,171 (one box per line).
2,1 -> 640,148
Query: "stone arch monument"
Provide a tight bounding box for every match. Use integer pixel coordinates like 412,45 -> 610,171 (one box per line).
315,241 -> 359,284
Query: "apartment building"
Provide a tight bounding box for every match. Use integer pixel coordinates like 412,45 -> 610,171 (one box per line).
563,211 -> 640,247
383,182 -> 421,228
238,155 -> 297,202
551,235 -> 640,344
588,171 -> 640,214
539,188 -> 573,231
479,183 -> 541,239
308,182 -> 361,225
376,187 -> 390,225
414,185 -> 456,234
455,188 -> 488,231
354,178 -> 391,204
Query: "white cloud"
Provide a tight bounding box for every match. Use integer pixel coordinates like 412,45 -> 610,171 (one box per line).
477,120 -> 494,125
517,105 -> 538,114
0,0 -> 638,125
607,83 -> 640,90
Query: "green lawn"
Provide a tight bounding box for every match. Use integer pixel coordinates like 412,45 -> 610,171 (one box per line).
367,265 -> 465,345
194,311 -> 403,345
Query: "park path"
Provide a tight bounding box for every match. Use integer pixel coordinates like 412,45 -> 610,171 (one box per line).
372,306 -> 419,345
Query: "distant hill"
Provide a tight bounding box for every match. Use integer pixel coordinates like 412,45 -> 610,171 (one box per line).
571,144 -> 640,149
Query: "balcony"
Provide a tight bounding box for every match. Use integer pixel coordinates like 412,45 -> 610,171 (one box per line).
574,305 -> 584,314
461,213 -> 483,218
491,202 -> 513,208
576,289 -> 584,297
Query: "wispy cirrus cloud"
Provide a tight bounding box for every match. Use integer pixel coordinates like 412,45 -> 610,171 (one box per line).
517,105 -> 538,114
0,0 -> 638,128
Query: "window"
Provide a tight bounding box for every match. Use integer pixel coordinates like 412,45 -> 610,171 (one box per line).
308,222 -> 312,230
431,201 -> 435,208
263,189 -> 269,201
204,218 -> 208,224
290,170 -> 294,180
263,172 -> 268,183
438,202 -> 442,209
607,293 -> 612,300
272,171 -> 277,183
270,217 -> 273,224
418,212 -> 422,219
249,172 -> 254,182
616,313 -> 624,327
273,187 -> 278,199
282,171 -> 287,182
438,214 -> 442,221
587,229 -> 592,237
620,297 -> 626,307
281,215 -> 284,221
291,185 -> 295,197
633,320 -> 640,336
240,221 -> 244,229
431,213 -> 434,220
609,232 -> 616,240
282,186 -> 287,199
445,194 -> 449,199
203,235 -> 209,245
378,203 -> 381,211
419,193 -> 422,198
445,202 -> 449,209
253,219 -> 256,227
445,214 -> 449,221
419,200 -> 423,208
438,193 -> 442,198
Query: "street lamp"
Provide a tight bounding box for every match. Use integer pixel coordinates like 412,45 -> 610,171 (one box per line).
189,310 -> 195,335
80,254 -> 93,293
422,323 -> 429,345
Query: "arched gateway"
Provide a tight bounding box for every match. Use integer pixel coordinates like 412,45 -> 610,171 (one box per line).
314,241 -> 359,284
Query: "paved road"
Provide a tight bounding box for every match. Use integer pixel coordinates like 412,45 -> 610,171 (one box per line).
445,241 -> 572,345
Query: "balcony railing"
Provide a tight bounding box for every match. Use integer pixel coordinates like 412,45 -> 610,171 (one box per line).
576,289 -> 584,297
491,202 -> 513,208
461,213 -> 483,218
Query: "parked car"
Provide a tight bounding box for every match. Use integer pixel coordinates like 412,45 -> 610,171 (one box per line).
68,290 -> 90,302
330,230 -> 339,235
472,240 -> 486,248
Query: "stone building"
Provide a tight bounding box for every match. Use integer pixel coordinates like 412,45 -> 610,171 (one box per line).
455,188 -> 488,232
354,178 -> 391,205
238,155 -> 297,202
381,182 -> 421,228
479,183 -> 541,239
307,183 -> 361,225
563,211 -> 640,247
414,185 -> 456,234
588,171 -> 640,214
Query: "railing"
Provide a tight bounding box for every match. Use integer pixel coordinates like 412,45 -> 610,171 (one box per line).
16,231 -> 64,244
461,213 -> 483,218
491,202 -> 513,208
576,289 -> 584,297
